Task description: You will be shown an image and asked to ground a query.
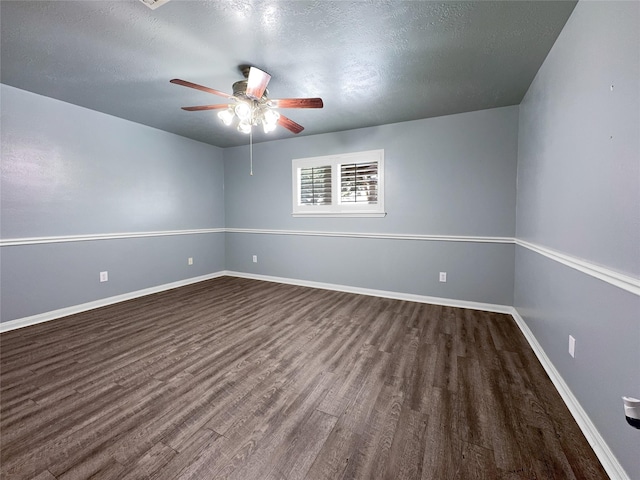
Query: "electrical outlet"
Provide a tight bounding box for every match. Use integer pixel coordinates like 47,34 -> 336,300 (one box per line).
439,272 -> 447,283
252,255 -> 258,263
568,335 -> 576,358
100,271 -> 108,282
188,257 -> 193,265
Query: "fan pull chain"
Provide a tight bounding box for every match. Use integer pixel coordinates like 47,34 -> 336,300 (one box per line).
250,128 -> 253,176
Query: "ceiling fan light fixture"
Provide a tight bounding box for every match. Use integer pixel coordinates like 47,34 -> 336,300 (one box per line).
237,121 -> 252,134
261,108 -> 280,133
217,107 -> 235,126
262,108 -> 280,125
234,102 -> 252,121
263,122 -> 277,134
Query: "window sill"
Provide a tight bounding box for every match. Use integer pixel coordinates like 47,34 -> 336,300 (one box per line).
291,212 -> 387,218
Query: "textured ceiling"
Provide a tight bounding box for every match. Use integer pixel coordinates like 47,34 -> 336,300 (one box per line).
0,1 -> 576,148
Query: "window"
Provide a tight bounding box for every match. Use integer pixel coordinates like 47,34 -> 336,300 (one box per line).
292,149 -> 385,217
300,165 -> 332,206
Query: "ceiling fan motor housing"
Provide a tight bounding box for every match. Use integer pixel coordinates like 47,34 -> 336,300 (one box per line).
232,80 -> 269,102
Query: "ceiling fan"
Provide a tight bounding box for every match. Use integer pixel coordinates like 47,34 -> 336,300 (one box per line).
170,66 -> 323,135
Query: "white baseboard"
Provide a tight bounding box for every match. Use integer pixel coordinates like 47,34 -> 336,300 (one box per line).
223,270 -> 513,314
226,271 -> 628,479
1,269 -> 512,333
509,308 -> 629,480
0,271 -> 628,478
0,272 -> 226,333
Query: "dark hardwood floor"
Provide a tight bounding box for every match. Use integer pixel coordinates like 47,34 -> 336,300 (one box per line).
1,277 -> 608,479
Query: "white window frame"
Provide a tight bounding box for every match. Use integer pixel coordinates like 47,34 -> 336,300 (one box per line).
292,149 -> 385,217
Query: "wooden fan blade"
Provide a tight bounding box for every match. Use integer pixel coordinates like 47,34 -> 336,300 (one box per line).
170,79 -> 233,99
278,115 -> 304,134
271,98 -> 323,109
181,104 -> 229,111
246,67 -> 271,99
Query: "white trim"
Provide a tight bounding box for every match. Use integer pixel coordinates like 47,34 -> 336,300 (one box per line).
0,228 -> 225,247
516,239 -> 640,297
224,270 -> 513,314
225,228 -> 514,244
0,272 -> 226,333
1,229 -> 637,297
0,228 -> 506,246
291,212 -> 387,218
509,308 -> 630,480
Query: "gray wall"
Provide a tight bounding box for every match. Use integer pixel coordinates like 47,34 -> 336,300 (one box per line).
225,106 -> 518,306
0,85 -> 226,322
226,233 -> 514,306
1,4 -> 637,473
515,2 -> 640,477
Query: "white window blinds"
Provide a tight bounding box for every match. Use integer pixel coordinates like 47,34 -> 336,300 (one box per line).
300,165 -> 332,205
340,162 -> 378,204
